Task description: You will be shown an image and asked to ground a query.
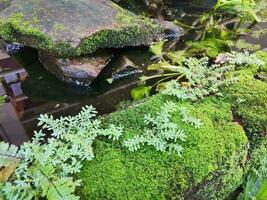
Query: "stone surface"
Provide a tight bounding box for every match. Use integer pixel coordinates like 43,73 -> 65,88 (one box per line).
0,0 -> 11,12
0,0 -> 167,57
0,51 -> 9,60
38,50 -> 113,86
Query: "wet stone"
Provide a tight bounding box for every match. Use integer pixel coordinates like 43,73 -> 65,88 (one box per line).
0,0 -> 166,57
38,50 -> 114,87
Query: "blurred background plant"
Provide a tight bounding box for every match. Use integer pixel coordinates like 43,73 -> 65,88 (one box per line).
131,0 -> 266,101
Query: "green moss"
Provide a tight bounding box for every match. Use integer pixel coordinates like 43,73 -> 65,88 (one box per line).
75,24 -> 162,56
244,137 -> 267,176
223,66 -> 267,136
0,13 -> 59,53
79,95 -> 248,199
75,4 -> 163,56
0,3 -> 164,57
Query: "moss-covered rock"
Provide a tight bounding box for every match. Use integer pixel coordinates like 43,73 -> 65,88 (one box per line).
223,65 -> 267,137
78,95 -> 248,199
0,0 -> 167,57
77,57 -> 267,199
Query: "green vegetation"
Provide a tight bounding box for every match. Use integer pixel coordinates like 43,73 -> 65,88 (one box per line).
123,101 -> 187,155
0,95 -> 5,104
79,94 -> 248,199
238,139 -> 267,200
0,0 -> 266,199
0,106 -> 123,200
223,64 -> 267,136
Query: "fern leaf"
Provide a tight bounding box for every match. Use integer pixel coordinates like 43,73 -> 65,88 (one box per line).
0,142 -> 22,168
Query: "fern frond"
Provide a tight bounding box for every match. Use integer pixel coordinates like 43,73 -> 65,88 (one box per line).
0,142 -> 22,168
124,101 -> 187,155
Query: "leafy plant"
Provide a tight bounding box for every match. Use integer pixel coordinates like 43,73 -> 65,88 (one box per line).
136,51 -> 264,101
152,0 -> 262,62
223,51 -> 265,66
159,56 -> 236,101
0,142 -> 22,168
131,85 -> 151,101
212,0 -> 260,22
0,106 -> 123,200
186,38 -> 233,58
238,155 -> 267,200
124,101 -> 186,155
179,107 -> 203,128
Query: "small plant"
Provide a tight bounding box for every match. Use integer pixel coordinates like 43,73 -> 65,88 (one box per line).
124,101 -> 186,155
134,51 -> 264,101
0,106 -> 123,200
0,142 -> 22,168
159,56 -> 236,101
223,51 -> 265,66
124,102 -> 186,155
179,107 -> 203,128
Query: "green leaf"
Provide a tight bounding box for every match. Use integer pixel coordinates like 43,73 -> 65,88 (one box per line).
0,95 -> 6,104
149,40 -> 166,56
131,85 -> 151,101
47,178 -> 79,200
256,179 -> 267,200
0,142 -> 21,168
206,48 -> 219,58
187,38 -> 231,57
40,177 -> 50,197
147,62 -> 178,72
166,50 -> 186,64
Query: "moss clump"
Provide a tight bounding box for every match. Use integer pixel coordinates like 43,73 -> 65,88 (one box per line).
78,95 -> 248,199
244,137 -> 267,176
75,23 -> 163,56
0,13 -> 70,55
223,66 -> 267,136
74,2 -> 164,56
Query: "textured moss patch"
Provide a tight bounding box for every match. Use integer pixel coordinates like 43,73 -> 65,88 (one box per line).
223,66 -> 267,136
78,58 -> 267,199
79,95 -> 248,199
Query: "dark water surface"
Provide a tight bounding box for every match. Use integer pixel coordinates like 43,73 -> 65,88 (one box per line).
0,0 -> 266,146
0,47 -> 152,145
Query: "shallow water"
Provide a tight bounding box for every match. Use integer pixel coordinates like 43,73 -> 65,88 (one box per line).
0,0 -> 266,146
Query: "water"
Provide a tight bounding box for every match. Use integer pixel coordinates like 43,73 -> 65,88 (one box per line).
0,0 -> 266,146
0,47 -> 152,145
